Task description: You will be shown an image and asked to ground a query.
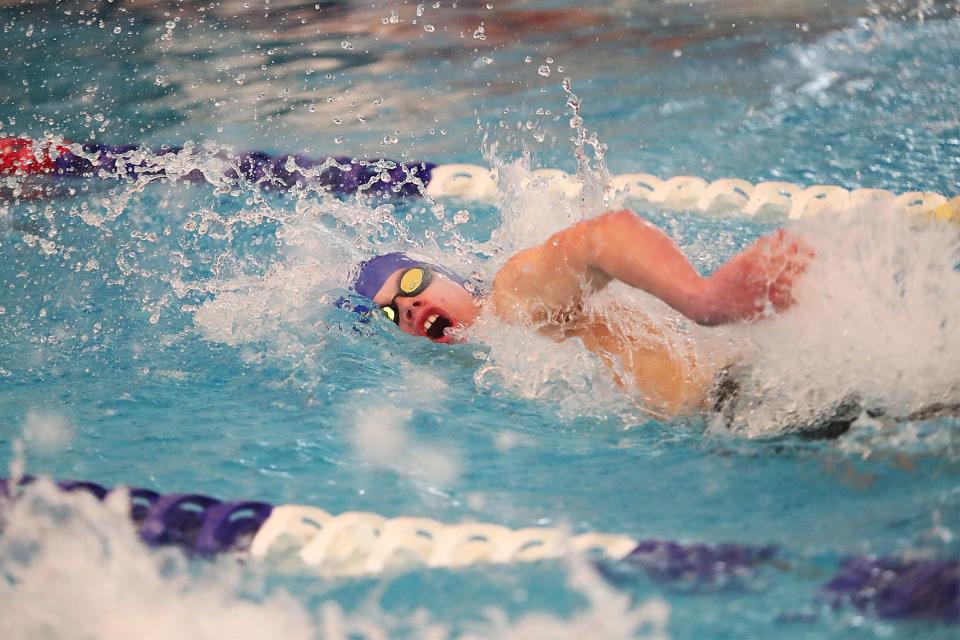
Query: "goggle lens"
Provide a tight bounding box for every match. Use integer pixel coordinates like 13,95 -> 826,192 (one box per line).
399,268 -> 426,293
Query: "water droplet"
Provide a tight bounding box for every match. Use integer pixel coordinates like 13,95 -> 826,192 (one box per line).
537,65 -> 550,77
334,136 -> 344,144
113,26 -> 122,34
473,23 -> 486,40
672,49 -> 682,58
341,40 -> 353,50
423,24 -> 435,32
453,209 -> 470,224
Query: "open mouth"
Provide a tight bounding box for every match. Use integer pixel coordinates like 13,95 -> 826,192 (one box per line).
423,313 -> 453,340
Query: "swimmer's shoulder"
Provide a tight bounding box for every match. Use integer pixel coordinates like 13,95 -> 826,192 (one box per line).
493,227 -> 604,329
491,247 -> 545,324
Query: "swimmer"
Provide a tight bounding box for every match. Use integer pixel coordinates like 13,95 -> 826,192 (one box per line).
352,209 -> 812,419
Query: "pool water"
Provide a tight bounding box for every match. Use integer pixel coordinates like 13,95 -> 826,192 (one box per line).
1,1 -> 958,638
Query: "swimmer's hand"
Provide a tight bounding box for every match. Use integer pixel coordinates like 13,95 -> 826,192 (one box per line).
698,229 -> 813,324
492,209 -> 812,327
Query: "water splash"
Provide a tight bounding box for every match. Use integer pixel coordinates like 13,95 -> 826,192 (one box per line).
348,392 -> 463,488
470,312 -> 639,425
712,207 -> 960,438
561,77 -> 616,211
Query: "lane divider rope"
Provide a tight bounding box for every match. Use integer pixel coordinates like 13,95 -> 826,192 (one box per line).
2,137 -> 956,222
426,163 -> 955,221
0,476 -> 957,621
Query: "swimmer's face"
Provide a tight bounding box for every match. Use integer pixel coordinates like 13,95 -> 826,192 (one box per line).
372,268 -> 479,343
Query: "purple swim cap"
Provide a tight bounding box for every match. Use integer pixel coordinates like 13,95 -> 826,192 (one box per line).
351,252 -> 469,300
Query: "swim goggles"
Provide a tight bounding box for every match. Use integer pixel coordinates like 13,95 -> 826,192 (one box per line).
380,266 -> 433,324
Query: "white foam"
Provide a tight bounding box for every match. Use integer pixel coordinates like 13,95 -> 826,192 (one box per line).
713,207 -> 960,437
189,200 -> 373,348
0,480 -> 315,640
349,404 -> 462,487
21,410 -> 75,455
469,311 -> 639,425
188,192 -> 475,353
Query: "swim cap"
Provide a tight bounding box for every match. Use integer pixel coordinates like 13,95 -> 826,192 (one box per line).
350,251 -> 470,300
352,252 -> 420,299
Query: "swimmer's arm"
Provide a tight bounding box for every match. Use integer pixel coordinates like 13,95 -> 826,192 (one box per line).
493,209 -> 809,325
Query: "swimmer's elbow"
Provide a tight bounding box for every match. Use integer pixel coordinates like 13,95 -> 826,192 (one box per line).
592,209 -> 636,228
585,209 -> 640,256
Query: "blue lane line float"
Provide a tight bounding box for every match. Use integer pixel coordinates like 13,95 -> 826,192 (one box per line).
0,137 -> 433,197
2,137 -> 955,220
0,476 -> 956,622
821,557 -> 960,621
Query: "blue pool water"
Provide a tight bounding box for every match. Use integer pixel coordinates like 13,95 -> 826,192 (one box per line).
1,1 -> 958,638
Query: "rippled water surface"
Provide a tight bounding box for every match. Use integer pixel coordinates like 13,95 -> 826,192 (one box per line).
0,1 -> 958,638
